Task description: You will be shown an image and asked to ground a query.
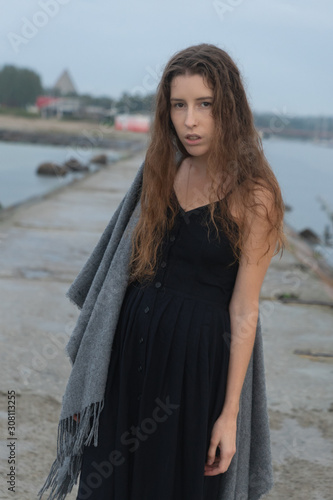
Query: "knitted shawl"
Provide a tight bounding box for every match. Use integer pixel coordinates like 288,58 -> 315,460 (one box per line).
38,159 -> 274,500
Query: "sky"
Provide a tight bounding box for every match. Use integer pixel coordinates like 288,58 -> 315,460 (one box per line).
1,0 -> 332,116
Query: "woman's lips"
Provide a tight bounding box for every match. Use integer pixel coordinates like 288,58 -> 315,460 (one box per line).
184,134 -> 202,145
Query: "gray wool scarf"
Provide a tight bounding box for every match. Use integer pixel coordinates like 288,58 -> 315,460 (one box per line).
38,159 -> 274,500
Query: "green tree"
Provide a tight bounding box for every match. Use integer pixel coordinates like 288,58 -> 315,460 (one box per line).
116,91 -> 155,114
80,93 -> 115,108
0,65 -> 43,107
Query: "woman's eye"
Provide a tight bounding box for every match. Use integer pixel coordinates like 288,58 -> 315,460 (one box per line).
201,101 -> 212,108
173,102 -> 184,108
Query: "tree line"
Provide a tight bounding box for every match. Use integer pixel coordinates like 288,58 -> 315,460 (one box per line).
253,112 -> 333,134
0,64 -> 156,115
0,65 -> 42,108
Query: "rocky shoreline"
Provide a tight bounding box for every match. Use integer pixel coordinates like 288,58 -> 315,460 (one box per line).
0,127 -> 147,151
0,115 -> 149,149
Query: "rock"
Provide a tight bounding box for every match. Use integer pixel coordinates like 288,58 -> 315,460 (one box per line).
284,204 -> 292,212
299,228 -> 321,244
64,158 -> 89,172
36,162 -> 67,176
90,154 -> 108,165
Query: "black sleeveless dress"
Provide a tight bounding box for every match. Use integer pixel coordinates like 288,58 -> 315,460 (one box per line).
77,200 -> 239,500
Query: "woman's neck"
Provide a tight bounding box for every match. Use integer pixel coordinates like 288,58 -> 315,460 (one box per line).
185,157 -> 208,176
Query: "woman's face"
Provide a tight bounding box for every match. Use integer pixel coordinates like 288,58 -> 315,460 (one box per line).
170,72 -> 215,165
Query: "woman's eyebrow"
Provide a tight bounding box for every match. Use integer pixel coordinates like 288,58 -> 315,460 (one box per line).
170,96 -> 213,101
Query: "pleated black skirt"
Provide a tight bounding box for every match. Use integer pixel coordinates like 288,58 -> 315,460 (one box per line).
77,204 -> 239,500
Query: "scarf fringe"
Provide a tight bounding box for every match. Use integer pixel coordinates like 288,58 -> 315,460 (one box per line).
37,399 -> 105,500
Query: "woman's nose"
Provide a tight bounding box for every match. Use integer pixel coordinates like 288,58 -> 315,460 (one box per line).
184,107 -> 197,128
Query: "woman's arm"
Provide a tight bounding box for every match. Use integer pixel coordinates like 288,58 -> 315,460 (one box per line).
205,187 -> 279,476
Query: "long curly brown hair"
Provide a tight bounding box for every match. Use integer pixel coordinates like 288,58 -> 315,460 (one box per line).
128,43 -> 285,284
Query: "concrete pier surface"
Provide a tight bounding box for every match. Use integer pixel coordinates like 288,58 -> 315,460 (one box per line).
0,153 -> 332,499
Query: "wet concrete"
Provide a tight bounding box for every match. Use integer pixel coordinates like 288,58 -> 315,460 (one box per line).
0,152 -> 332,499
258,233 -> 333,499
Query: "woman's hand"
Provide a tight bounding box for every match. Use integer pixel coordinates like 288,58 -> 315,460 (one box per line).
204,413 -> 237,476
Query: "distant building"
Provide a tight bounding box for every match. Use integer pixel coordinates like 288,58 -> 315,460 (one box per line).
35,69 -> 80,118
35,69 -> 114,121
36,95 -> 81,118
54,69 -> 77,95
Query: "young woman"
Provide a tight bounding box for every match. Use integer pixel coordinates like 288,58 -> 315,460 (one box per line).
39,43 -> 285,500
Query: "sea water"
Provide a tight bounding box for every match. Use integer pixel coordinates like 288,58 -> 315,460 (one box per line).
263,137 -> 333,266
0,141 -> 120,209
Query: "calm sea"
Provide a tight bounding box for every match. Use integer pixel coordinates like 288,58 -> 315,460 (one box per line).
0,141 -> 120,209
263,137 -> 333,266
263,138 -> 332,235
0,138 -> 332,263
